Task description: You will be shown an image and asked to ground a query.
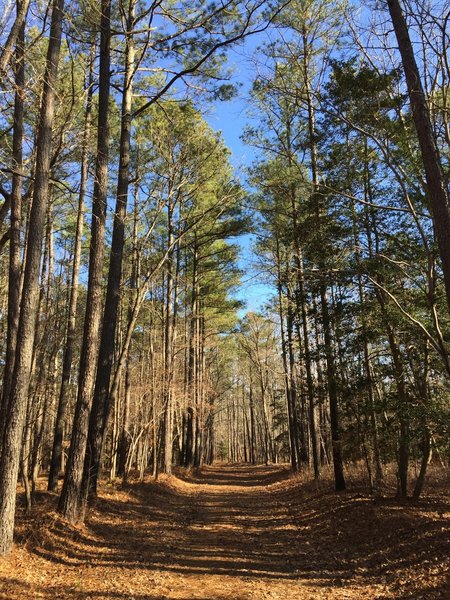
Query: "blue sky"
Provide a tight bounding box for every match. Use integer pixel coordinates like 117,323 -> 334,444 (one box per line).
204,44 -> 274,315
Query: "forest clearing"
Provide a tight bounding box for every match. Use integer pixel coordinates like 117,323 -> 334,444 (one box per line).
1,465 -> 450,599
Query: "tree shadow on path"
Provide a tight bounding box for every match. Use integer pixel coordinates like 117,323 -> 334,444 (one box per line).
3,465 -> 450,599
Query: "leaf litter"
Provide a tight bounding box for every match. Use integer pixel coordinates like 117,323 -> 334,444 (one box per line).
0,465 -> 449,599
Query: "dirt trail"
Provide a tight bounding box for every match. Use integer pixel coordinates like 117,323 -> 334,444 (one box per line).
0,465 -> 449,599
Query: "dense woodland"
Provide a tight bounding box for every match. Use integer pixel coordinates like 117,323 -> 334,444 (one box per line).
0,0 -> 449,560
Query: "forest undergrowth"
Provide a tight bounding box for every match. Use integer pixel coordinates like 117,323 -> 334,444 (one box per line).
0,465 -> 449,600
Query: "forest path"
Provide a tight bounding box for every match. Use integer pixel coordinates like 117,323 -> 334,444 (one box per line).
1,464 -> 449,599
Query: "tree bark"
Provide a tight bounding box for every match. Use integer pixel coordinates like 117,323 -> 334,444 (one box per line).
81,0 -> 135,500
387,0 -> 450,316
58,0 -> 111,523
302,27 -> 345,490
0,10 -> 25,447
320,285 -> 346,491
0,0 -> 29,75
159,193 -> 176,474
117,180 -> 140,479
0,0 -> 64,555
48,41 -> 95,492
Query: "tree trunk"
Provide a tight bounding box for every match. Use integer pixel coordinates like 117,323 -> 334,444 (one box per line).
117,179 -> 140,479
82,0 -> 135,500
320,285 -> 346,491
185,241 -> 198,467
412,343 -> 431,499
274,235 -> 299,470
0,0 -> 64,554
160,193 -> 176,474
303,28 -> 345,490
295,258 -> 319,476
0,11 -> 25,447
387,0 -> 450,316
413,428 -> 431,500
48,41 -> 94,492
58,0 -> 111,523
0,0 -> 29,75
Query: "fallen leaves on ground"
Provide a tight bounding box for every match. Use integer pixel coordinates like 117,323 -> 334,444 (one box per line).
0,465 -> 449,599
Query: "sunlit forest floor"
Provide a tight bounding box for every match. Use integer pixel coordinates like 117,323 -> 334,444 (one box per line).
0,465 -> 449,599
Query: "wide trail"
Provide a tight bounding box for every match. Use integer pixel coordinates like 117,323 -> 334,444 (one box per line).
0,465 -> 448,599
